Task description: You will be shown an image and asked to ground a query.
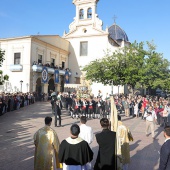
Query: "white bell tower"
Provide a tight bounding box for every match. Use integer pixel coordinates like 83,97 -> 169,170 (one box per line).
65,0 -> 103,35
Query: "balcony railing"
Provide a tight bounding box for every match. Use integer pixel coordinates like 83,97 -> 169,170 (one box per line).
47,67 -> 54,74
10,64 -> 23,72
32,65 -> 42,72
32,65 -> 71,76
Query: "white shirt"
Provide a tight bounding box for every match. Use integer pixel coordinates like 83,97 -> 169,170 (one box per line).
165,138 -> 170,143
79,124 -> 93,144
144,110 -> 157,121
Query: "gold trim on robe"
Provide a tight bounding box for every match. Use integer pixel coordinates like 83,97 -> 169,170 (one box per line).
34,125 -> 62,170
117,121 -> 131,165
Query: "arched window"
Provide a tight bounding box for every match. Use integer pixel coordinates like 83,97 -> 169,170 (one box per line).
79,9 -> 84,19
87,8 -> 92,18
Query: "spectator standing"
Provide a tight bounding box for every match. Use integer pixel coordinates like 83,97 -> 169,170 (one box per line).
124,98 -> 130,117
129,100 -> 134,117
134,100 -> 139,118
0,98 -> 4,115
159,126 -> 170,170
166,104 -> 170,126
144,106 -> 157,139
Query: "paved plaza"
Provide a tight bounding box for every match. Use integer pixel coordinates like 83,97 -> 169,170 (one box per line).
0,102 -> 165,170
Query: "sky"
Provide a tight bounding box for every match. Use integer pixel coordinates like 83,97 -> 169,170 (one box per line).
0,0 -> 170,60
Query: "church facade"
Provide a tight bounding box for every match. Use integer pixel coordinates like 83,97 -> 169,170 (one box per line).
63,0 -> 130,97
0,0 -> 130,97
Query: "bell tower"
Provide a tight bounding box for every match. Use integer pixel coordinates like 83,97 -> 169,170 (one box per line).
64,0 -> 103,36
73,0 -> 99,21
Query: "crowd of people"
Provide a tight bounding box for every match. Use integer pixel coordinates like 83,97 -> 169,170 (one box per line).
1,89 -> 170,169
53,91 -> 170,129
0,92 -> 36,115
48,90 -> 170,169
32,61 -> 71,72
34,116 -> 120,170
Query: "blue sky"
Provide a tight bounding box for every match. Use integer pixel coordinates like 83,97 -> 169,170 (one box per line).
0,0 -> 170,60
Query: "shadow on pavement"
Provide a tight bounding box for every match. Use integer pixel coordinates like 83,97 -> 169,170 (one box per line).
0,102 -> 52,170
129,139 -> 160,170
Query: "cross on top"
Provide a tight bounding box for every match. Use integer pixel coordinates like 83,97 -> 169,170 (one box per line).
112,15 -> 117,24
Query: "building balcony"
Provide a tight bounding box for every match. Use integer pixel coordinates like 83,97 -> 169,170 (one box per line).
47,67 -> 54,74
10,64 -> 23,72
32,65 -> 71,76
32,65 -> 42,72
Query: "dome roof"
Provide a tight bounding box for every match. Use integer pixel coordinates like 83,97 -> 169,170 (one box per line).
108,23 -> 129,42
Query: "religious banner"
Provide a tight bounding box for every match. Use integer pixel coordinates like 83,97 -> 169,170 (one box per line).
55,69 -> 59,84
42,66 -> 48,83
65,71 -> 69,84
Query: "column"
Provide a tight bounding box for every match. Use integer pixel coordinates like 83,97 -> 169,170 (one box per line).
43,84 -> 48,94
55,84 -> 60,92
32,72 -> 37,92
32,80 -> 36,92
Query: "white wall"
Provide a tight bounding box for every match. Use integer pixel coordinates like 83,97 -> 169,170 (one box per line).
0,36 -> 70,93
1,38 -> 31,93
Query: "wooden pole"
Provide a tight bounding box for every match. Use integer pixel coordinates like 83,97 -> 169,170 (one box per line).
110,95 -> 118,169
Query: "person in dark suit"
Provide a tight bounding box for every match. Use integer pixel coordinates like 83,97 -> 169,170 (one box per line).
159,126 -> 170,170
53,100 -> 62,127
94,118 -> 116,170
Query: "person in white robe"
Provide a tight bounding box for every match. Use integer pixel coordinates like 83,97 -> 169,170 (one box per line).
134,100 -> 139,118
79,116 -> 93,144
79,116 -> 93,170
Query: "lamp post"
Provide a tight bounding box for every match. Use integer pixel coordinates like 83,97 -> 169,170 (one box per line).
20,80 -> 23,92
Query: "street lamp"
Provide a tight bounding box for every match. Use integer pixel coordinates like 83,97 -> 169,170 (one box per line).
20,80 -> 23,92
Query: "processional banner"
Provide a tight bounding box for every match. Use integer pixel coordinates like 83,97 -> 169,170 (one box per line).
55,69 -> 59,84
42,66 -> 48,83
65,71 -> 69,84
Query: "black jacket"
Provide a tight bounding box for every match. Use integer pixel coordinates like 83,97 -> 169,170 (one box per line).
159,139 -> 170,170
94,129 -> 116,170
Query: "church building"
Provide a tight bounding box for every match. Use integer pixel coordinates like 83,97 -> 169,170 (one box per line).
63,0 -> 130,97
0,0 -> 130,97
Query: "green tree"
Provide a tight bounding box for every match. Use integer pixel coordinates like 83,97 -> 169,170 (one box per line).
83,41 -> 170,93
83,41 -> 146,88
141,41 -> 170,90
0,49 -> 9,85
120,41 -> 146,90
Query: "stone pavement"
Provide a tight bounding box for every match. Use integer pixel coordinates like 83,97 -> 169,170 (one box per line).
0,102 -> 165,170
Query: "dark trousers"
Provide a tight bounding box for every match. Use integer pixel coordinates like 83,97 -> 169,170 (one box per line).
162,117 -> 168,127
88,108 -> 93,115
97,107 -> 102,115
81,109 -> 86,116
130,107 -> 134,116
157,112 -> 161,125
73,109 -> 79,116
54,114 -> 61,126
